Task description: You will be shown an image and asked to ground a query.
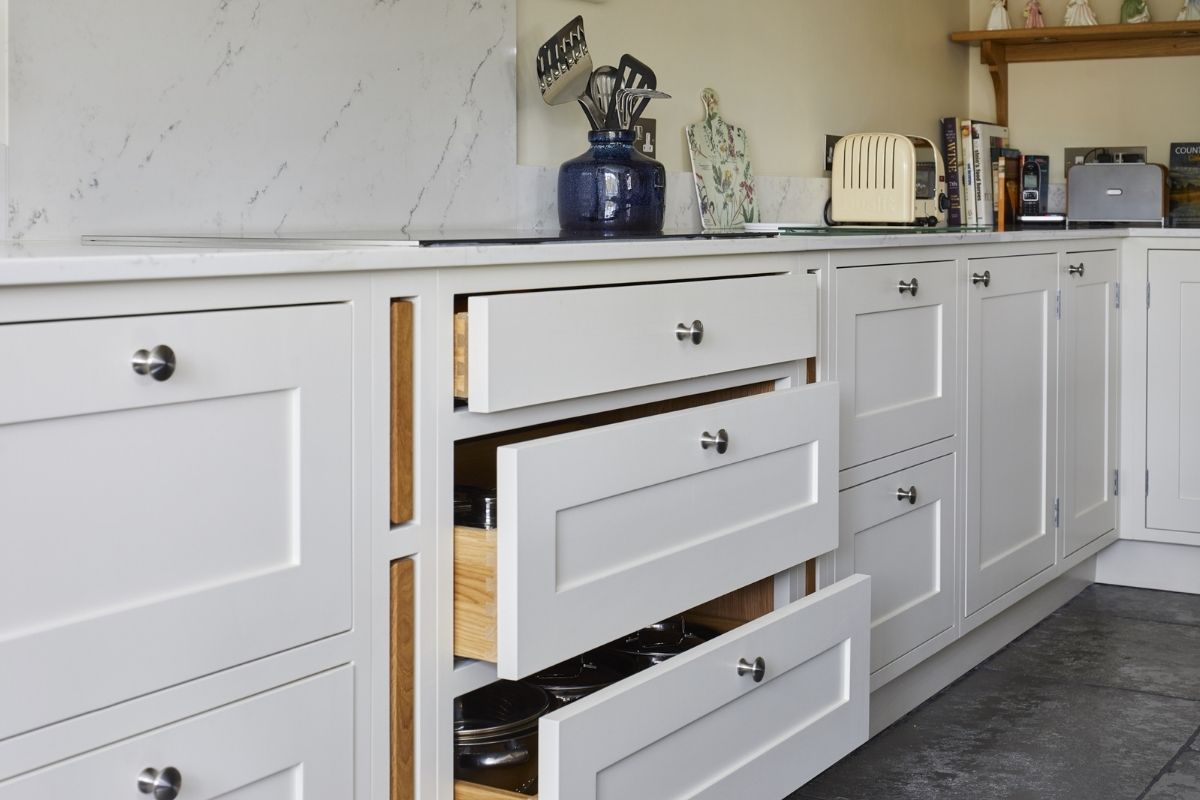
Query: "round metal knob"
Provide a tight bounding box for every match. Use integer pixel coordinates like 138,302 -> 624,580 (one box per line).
898,278 -> 919,297
131,345 -> 177,382
971,270 -> 992,288
1068,263 -> 1085,277
737,656 -> 766,683
896,486 -> 918,505
137,767 -> 182,800
675,320 -> 704,345
700,429 -> 729,454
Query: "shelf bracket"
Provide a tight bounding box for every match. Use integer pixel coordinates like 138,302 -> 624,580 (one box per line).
980,40 -> 1009,127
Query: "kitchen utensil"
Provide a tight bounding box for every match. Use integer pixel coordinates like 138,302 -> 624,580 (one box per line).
603,617 -> 719,670
685,88 -> 760,229
523,654 -> 630,709
588,65 -> 619,130
616,88 -> 670,130
609,53 -> 656,130
454,680 -> 550,794
537,16 -> 592,107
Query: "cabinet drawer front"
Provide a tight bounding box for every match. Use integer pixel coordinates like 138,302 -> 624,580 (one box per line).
494,383 -> 839,678
467,273 -> 815,412
0,305 -> 352,738
0,667 -> 352,797
839,455 -> 955,678
836,261 -> 957,468
538,575 -> 870,800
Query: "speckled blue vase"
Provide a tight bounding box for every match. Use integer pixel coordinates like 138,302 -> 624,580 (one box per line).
558,130 -> 666,233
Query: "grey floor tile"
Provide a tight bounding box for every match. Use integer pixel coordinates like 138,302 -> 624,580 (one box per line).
1065,584 -> 1200,628
793,669 -> 1199,800
1143,749 -> 1200,799
982,609 -> 1200,701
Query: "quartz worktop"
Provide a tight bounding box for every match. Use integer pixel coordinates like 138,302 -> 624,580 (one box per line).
1,228 -> 1198,288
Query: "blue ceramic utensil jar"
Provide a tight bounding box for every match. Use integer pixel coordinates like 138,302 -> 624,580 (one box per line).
558,130 -> 666,233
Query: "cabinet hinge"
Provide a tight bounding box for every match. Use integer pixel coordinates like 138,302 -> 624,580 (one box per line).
1114,469 -> 1119,497
1053,497 -> 1061,528
1146,470 -> 1150,496
1056,289 -> 1062,320
1147,283 -> 1152,309
1115,282 -> 1121,309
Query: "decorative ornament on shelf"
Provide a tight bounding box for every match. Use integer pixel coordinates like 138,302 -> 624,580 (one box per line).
987,0 -> 1012,30
1024,0 -> 1046,27
1121,0 -> 1152,23
1179,0 -> 1200,20
685,89 -> 759,230
1064,0 -> 1099,25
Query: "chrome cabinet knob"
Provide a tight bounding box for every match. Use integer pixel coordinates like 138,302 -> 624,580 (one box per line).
971,270 -> 992,288
1068,263 -> 1085,277
700,429 -> 729,454
896,486 -> 918,505
737,656 -> 766,683
675,320 -> 704,345
898,278 -> 919,297
131,345 -> 177,382
137,767 -> 182,800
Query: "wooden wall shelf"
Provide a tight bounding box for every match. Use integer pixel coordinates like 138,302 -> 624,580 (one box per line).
950,21 -> 1200,125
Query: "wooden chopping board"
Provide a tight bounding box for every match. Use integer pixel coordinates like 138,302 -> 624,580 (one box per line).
685,88 -> 760,230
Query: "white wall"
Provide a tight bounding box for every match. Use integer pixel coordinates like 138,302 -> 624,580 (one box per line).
968,0 -> 1200,182
5,0 -> 517,240
518,0 -> 970,177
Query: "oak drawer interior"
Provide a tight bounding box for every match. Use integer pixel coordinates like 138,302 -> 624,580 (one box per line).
451,575 -> 778,799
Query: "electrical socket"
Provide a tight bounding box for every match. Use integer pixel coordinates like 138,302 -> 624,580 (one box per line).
1064,145 -> 1148,170
825,135 -> 842,172
633,118 -> 657,159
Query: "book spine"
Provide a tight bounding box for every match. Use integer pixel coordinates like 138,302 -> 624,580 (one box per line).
941,117 -> 962,228
972,123 -> 987,227
961,120 -> 976,227
996,155 -> 1006,233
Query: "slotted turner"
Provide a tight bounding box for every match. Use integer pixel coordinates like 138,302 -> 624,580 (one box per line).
538,16 -> 593,108
608,54 -> 657,130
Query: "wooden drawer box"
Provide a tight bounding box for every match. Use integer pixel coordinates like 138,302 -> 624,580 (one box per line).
455,575 -> 870,800
0,667 -> 352,798
0,304 -> 353,739
455,273 -> 816,412
452,382 -> 839,679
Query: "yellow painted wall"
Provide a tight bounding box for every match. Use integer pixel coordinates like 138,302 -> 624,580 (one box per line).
518,0 -> 970,176
968,0 -> 1200,182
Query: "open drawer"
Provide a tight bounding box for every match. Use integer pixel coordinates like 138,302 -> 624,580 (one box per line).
454,381 -> 839,679
455,273 -> 817,412
456,574 -> 871,799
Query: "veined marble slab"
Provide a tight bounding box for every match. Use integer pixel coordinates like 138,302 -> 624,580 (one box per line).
6,0 -> 516,240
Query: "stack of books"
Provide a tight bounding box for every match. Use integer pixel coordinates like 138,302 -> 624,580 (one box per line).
939,118 -> 1022,231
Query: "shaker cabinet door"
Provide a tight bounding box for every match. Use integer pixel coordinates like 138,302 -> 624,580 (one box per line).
0,304 -> 353,739
835,260 -> 957,468
964,255 -> 1058,619
1147,251 -> 1200,534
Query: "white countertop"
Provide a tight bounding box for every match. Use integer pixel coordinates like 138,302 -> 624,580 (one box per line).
1,228 -> 1198,287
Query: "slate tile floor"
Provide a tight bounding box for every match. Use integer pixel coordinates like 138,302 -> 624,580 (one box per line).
790,584 -> 1200,800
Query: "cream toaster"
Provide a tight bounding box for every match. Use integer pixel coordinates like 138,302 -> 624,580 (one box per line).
828,133 -> 947,226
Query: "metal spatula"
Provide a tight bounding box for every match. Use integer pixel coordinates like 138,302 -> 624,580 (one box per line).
538,16 -> 593,107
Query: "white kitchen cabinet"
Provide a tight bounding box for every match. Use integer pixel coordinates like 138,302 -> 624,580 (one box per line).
835,260 -> 957,468
838,455 -> 955,685
538,575 -> 870,800
0,304 -> 353,740
462,273 -> 815,412
1061,250 -> 1120,555
1146,250 -> 1200,533
964,254 -> 1059,618
465,383 -> 840,680
0,667 -> 352,799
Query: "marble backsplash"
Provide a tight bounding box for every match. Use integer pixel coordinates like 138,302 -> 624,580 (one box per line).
6,0 -> 517,240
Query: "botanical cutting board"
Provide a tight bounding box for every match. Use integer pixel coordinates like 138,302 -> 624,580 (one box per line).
686,88 -> 759,230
